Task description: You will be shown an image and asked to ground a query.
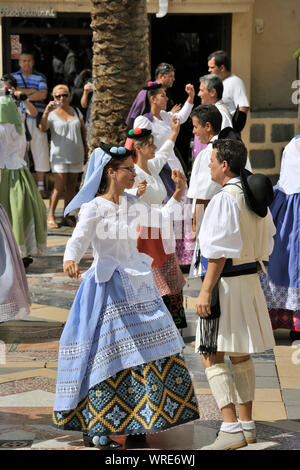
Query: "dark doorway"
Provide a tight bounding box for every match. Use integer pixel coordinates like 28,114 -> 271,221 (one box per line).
150,13 -> 232,169
2,13 -> 92,103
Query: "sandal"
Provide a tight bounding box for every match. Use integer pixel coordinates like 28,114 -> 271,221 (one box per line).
83,433 -> 122,450
47,219 -> 59,229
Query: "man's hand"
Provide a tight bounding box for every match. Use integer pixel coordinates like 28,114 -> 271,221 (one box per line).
195,288 -> 212,317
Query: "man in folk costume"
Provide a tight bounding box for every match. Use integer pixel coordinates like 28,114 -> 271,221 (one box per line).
195,139 -> 276,450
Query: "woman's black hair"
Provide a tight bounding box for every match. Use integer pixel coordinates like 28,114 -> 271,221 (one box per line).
97,143 -> 132,194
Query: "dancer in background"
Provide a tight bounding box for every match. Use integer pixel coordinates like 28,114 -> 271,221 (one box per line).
126,118 -> 187,330
134,82 -> 195,267
0,203 -> 31,322
0,78 -> 47,266
261,135 -> 300,341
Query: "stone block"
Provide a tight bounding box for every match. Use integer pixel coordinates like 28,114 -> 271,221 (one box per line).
271,124 -> 294,142
250,124 -> 265,143
250,149 -> 276,169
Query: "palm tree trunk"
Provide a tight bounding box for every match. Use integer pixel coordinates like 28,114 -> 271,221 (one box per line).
89,0 -> 150,150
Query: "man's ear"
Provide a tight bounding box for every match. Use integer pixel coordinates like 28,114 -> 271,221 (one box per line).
205,121 -> 213,133
210,88 -> 217,100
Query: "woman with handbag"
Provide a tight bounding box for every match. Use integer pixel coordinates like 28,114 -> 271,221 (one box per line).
39,84 -> 87,228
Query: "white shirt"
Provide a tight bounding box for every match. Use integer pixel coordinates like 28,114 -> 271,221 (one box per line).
222,74 -> 249,116
134,100 -> 193,172
64,194 -> 183,284
199,178 -> 275,259
187,135 -> 252,201
187,135 -> 220,200
0,123 -> 27,170
129,139 -> 175,206
277,136 -> 300,194
215,100 -> 232,129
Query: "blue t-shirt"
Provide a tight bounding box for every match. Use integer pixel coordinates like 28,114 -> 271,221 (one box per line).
12,69 -> 48,117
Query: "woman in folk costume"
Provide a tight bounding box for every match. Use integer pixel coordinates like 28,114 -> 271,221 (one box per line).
52,144 -> 200,450
0,78 -> 47,265
125,118 -> 187,330
134,81 -> 195,267
0,203 -> 31,322
260,135 -> 300,341
195,139 -> 275,450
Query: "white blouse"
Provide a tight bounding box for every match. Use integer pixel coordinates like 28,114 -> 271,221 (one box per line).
0,123 -> 27,170
133,100 -> 193,173
64,193 -> 183,284
277,136 -> 300,194
199,178 -> 275,259
129,139 -> 175,206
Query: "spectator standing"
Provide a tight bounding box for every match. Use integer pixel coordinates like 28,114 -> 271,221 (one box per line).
12,52 -> 50,197
39,84 -> 87,229
208,50 -> 249,131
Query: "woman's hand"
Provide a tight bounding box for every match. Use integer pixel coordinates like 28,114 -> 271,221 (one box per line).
44,100 -> 57,113
136,179 -> 147,197
171,169 -> 186,191
64,260 -> 81,279
185,83 -> 195,103
171,104 -> 182,114
170,116 -> 181,136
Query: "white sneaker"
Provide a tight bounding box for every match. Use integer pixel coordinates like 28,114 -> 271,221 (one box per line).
201,430 -> 248,450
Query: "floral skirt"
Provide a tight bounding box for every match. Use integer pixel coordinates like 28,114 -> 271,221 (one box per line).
52,353 -> 199,436
269,308 -> 300,332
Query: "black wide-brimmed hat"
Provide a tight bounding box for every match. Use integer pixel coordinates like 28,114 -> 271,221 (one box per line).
218,126 -> 242,141
240,168 -> 274,217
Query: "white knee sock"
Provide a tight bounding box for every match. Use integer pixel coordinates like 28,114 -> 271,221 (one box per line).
205,362 -> 236,410
238,418 -> 256,430
231,358 -> 256,404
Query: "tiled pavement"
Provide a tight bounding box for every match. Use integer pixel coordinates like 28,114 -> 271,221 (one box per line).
0,202 -> 300,451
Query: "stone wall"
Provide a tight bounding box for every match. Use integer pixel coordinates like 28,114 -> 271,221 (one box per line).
246,113 -> 299,184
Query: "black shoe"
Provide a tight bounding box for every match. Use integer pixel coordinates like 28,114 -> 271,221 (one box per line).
22,257 -> 33,268
82,433 -> 122,450
125,433 -> 149,449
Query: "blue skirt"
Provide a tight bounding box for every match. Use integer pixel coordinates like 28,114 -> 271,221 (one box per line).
261,189 -> 300,310
261,188 -> 300,331
53,267 -> 186,412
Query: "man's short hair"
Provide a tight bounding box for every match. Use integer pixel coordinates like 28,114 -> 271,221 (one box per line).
199,74 -> 223,101
155,62 -> 175,78
190,104 -> 222,134
212,139 -> 247,175
208,50 -> 231,72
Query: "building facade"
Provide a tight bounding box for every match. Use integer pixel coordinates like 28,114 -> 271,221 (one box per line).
0,0 -> 299,181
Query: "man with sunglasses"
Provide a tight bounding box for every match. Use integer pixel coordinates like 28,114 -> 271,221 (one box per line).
12,52 -> 50,198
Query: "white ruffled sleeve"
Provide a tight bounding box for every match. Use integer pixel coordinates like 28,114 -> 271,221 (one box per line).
199,192 -> 242,259
63,201 -> 99,264
133,115 -> 152,131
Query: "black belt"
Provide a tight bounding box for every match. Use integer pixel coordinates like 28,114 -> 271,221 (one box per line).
221,266 -> 258,277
